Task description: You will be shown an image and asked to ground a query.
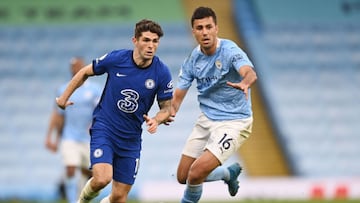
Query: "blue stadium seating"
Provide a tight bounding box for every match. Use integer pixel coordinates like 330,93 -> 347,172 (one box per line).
233,0 -> 360,177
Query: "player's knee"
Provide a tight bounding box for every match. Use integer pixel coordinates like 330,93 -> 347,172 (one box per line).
187,167 -> 208,184
92,175 -> 112,189
110,192 -> 127,203
177,175 -> 187,184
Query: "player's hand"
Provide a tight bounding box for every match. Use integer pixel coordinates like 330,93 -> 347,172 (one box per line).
45,137 -> 58,153
163,115 -> 175,125
164,105 -> 176,125
143,114 -> 158,134
56,97 -> 74,109
226,81 -> 249,100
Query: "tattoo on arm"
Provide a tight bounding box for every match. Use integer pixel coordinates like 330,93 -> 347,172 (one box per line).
156,99 -> 172,124
158,99 -> 171,112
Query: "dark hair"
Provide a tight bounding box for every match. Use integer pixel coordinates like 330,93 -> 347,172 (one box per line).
134,19 -> 164,39
191,7 -> 217,27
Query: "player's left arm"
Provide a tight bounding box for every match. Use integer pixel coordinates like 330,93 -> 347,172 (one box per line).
143,98 -> 171,134
226,65 -> 257,100
45,109 -> 63,152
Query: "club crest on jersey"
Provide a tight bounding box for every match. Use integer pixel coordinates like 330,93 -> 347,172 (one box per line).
215,60 -> 222,69
145,79 -> 155,89
94,148 -> 103,158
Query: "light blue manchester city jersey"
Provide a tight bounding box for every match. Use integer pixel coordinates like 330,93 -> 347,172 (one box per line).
57,81 -> 102,142
177,39 -> 254,120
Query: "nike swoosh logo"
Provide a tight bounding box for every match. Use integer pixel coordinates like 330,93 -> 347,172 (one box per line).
116,73 -> 127,77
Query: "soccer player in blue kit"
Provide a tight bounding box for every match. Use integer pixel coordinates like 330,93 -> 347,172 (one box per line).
167,7 -> 257,203
46,57 -> 102,203
55,19 -> 173,203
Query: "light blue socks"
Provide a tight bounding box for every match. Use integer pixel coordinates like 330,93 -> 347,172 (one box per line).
205,166 -> 230,182
181,183 -> 203,203
65,176 -> 78,203
181,166 -> 231,202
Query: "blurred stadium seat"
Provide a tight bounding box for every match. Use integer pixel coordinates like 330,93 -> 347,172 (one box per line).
233,0 -> 360,177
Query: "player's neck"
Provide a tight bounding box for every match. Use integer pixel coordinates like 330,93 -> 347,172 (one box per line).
134,59 -> 151,68
133,52 -> 152,68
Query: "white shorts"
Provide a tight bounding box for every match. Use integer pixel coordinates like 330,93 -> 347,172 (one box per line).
182,113 -> 253,164
60,140 -> 90,168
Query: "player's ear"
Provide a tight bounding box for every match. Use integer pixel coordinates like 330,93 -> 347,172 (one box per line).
132,36 -> 137,44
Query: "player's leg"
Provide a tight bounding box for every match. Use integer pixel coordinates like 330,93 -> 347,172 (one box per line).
177,154 -> 196,184
179,113 -> 210,203
101,155 -> 139,202
78,163 -> 112,203
79,167 -> 92,196
203,133 -> 242,197
204,117 -> 253,196
178,113 -> 211,184
205,162 -> 242,196
78,129 -> 114,203
65,166 -> 78,203
79,142 -> 92,196
60,140 -> 82,203
181,150 -> 220,203
100,181 -> 132,203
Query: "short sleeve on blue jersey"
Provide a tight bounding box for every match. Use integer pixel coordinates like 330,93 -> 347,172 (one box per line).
93,50 -> 129,76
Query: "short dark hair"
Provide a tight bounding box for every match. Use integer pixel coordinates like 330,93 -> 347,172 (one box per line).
134,19 -> 164,39
191,7 -> 217,27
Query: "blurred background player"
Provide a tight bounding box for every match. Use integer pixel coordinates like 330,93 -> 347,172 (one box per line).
45,57 -> 102,203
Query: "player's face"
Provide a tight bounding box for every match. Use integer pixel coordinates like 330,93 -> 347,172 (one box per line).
133,31 -> 160,61
192,16 -> 218,55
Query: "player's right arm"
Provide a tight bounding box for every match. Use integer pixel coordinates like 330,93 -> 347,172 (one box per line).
172,88 -> 187,113
164,88 -> 188,125
56,64 -> 95,109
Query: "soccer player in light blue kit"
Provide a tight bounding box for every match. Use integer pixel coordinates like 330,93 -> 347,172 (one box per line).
168,7 -> 257,203
45,57 -> 102,203
56,19 -> 173,203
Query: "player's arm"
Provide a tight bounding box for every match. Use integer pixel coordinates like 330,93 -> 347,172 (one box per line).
56,64 -> 95,109
226,65 -> 257,100
171,88 -> 188,114
143,99 -> 171,134
171,88 -> 188,117
45,109 -> 64,152
163,88 -> 188,125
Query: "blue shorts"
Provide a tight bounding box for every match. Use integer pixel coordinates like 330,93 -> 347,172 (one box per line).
90,128 -> 141,185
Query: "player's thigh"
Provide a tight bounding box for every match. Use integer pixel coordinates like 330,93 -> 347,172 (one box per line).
187,150 -> 220,183
182,114 -> 211,159
92,163 -> 113,186
177,154 -> 196,183
60,140 -> 82,167
207,117 -> 253,164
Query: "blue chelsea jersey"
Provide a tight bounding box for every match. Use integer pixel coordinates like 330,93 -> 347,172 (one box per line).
177,39 -> 254,120
91,49 -> 173,140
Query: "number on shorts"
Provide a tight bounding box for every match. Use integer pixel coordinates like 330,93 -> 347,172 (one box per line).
218,133 -> 233,151
133,158 -> 140,178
